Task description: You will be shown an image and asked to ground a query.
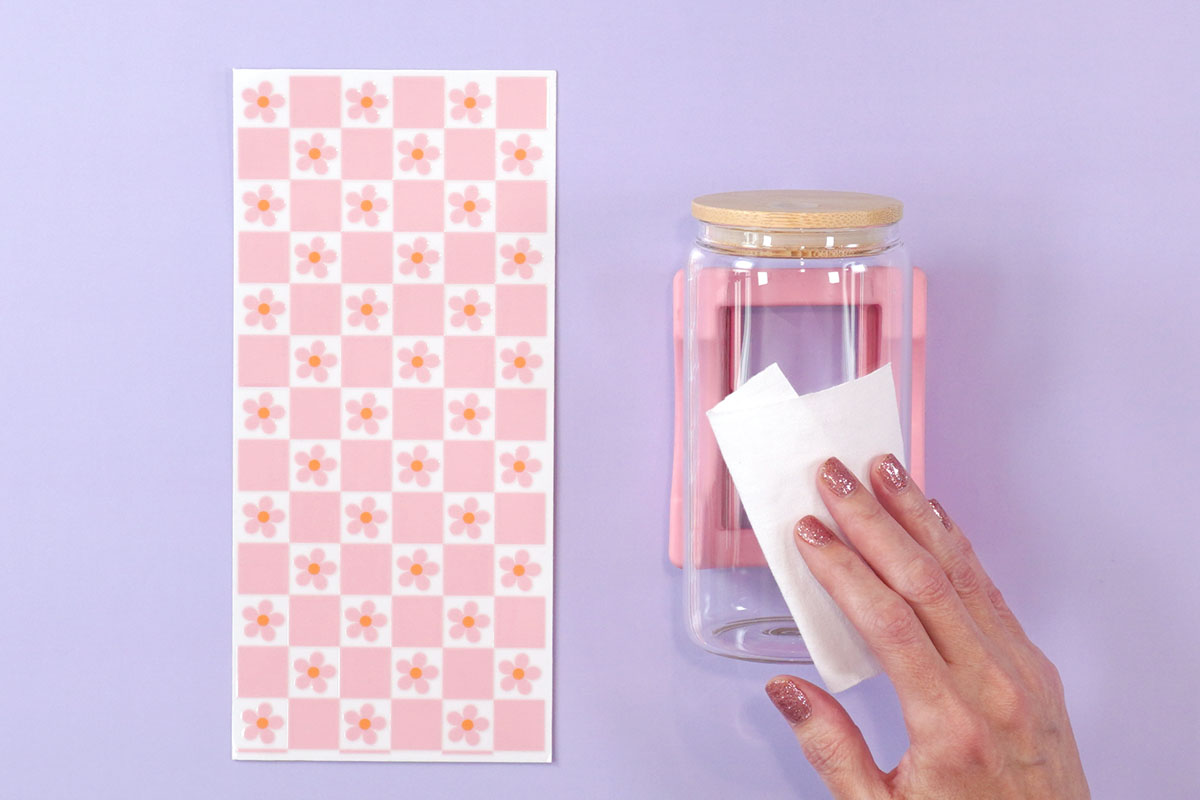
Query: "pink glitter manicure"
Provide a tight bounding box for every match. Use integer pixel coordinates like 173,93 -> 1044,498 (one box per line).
819,457 -> 857,497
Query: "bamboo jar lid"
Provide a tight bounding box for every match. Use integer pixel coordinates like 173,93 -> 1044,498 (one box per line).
691,190 -> 903,230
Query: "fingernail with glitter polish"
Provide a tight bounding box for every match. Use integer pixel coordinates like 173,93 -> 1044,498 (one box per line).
819,457 -> 857,497
794,516 -> 835,548
765,676 -> 813,725
877,453 -> 910,493
929,499 -> 952,530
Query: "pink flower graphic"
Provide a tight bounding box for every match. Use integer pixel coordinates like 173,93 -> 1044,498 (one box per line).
241,702 -> 284,743
449,393 -> 491,435
397,236 -> 440,278
243,288 -> 285,330
243,392 -> 285,433
346,288 -> 389,330
448,185 -> 490,227
345,601 -> 387,642
398,341 -> 439,382
295,444 -> 337,487
500,342 -> 543,384
447,601 -> 490,643
448,497 -> 490,539
396,548 -> 440,591
499,653 -> 542,695
243,185 -> 284,226
242,599 -> 284,641
294,652 -> 336,693
397,445 -> 440,487
448,288 -> 491,331
500,134 -> 543,175
241,81 -> 284,122
447,705 -> 489,745
346,392 -> 388,434
243,496 -> 285,537
295,341 -> 337,381
295,548 -> 337,590
500,238 -> 543,279
344,703 -> 387,745
398,133 -> 440,175
449,82 -> 491,123
295,236 -> 337,278
396,653 -> 438,693
294,133 -> 337,174
500,549 -> 542,591
346,185 -> 388,226
500,446 -> 541,488
345,497 -> 388,538
346,81 -> 389,123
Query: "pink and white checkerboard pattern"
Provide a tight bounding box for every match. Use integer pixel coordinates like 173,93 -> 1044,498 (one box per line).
232,69 -> 554,762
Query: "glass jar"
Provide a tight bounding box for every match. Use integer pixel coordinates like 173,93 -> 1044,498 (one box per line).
675,190 -> 926,662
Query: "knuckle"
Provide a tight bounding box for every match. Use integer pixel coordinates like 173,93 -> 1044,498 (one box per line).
801,731 -> 855,776
951,531 -> 978,562
846,497 -> 892,533
901,560 -> 956,607
863,600 -> 924,649
944,557 -> 985,599
984,671 -> 1032,729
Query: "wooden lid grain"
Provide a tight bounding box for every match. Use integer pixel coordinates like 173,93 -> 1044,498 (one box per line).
691,190 -> 903,229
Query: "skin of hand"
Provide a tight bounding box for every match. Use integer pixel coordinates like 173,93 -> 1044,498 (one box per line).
765,455 -> 1089,800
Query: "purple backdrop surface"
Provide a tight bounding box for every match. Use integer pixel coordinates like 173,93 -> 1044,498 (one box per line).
2,1 -> 1198,797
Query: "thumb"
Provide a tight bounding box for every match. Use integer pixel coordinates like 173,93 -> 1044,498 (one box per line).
765,675 -> 887,799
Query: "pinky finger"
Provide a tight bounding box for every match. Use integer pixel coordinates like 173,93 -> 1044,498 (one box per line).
765,676 -> 887,800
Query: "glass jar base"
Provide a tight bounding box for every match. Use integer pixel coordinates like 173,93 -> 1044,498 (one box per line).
705,616 -> 814,663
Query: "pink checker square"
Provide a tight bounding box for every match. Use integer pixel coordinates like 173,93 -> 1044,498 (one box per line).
290,492 -> 341,543
444,233 -> 495,284
392,76 -> 445,127
341,441 -> 393,491
496,285 -> 548,335
393,181 -> 445,232
288,698 -> 340,750
341,129 -> 395,180
237,128 -> 290,179
340,543 -> 393,594
442,648 -> 494,699
341,336 -> 393,387
341,232 -> 394,283
496,76 -> 548,129
495,493 -> 546,545
392,284 -> 444,334
443,545 -> 494,596
237,543 -> 289,594
495,389 -> 547,440
289,76 -> 342,127
237,646 -> 288,697
289,388 -> 340,439
290,181 -> 342,231
238,335 -> 289,386
494,597 -> 545,648
290,284 -> 342,335
494,700 -> 546,751
443,442 -> 495,492
238,232 -> 290,283
444,129 -> 496,180
495,182 -> 548,233
390,699 -> 442,750
238,440 -> 289,491
443,337 -> 495,388
392,389 -> 443,438
340,647 -> 391,698
393,493 -> 444,543
391,596 -> 443,646
289,596 -> 342,646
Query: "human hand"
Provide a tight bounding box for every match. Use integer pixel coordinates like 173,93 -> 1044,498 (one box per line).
765,456 -> 1089,799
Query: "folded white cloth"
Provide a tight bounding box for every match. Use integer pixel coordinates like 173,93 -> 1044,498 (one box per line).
706,363 -> 906,692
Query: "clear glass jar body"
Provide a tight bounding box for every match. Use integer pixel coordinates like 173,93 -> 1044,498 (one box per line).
683,222 -> 919,662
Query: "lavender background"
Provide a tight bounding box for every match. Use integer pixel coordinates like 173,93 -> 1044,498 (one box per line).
2,1 -> 1198,797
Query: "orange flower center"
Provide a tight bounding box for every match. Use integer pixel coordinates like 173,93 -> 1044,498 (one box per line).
462,512 -> 475,524
512,668 -> 525,680
464,96 -> 477,109
513,460 -> 526,473
308,355 -> 322,367
308,147 -> 322,160
360,407 -> 373,419
257,302 -> 271,315
411,355 -> 424,368
513,564 -> 526,577
307,562 -> 321,575
463,304 -> 476,316
513,356 -> 527,368
307,666 -> 320,678
514,148 -> 527,160
409,667 -> 423,679
308,459 -> 321,471
359,615 -> 373,627
411,251 -> 424,263
462,615 -> 475,628
257,407 -> 271,419
256,716 -> 270,728
411,148 -> 424,160
256,96 -> 269,108
461,719 -> 474,731
360,200 -> 373,212
257,199 -> 270,211
410,459 -> 423,472
361,96 -> 374,108
463,408 -> 476,420
514,252 -> 526,264
360,511 -> 373,523
359,717 -> 372,729
308,250 -> 321,263
410,563 -> 423,575
360,303 -> 373,315
256,510 -> 271,522
462,200 -> 476,213
256,614 -> 270,626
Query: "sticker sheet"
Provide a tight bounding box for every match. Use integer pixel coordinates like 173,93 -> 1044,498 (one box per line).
233,69 -> 554,762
